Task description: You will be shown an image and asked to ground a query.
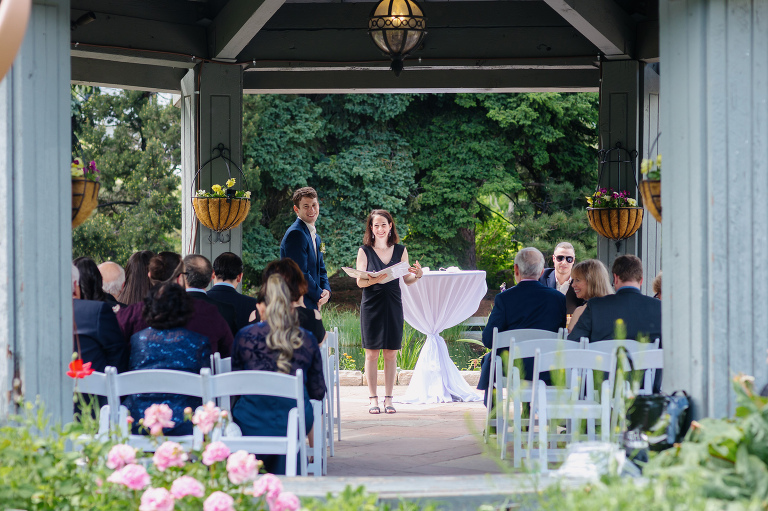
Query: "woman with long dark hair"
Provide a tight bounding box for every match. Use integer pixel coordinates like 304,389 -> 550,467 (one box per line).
232,273 -> 326,474
124,281 -> 210,436
73,256 -> 108,302
117,250 -> 155,305
356,209 -> 422,415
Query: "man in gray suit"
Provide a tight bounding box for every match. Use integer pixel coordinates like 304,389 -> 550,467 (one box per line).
568,254 -> 661,344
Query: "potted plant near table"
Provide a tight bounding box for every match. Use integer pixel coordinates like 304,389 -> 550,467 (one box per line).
71,157 -> 100,228
193,177 -> 251,232
639,154 -> 662,223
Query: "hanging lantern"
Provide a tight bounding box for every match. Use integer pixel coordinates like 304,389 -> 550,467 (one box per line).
368,0 -> 427,77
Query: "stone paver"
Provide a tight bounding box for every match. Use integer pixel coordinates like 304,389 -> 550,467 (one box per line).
326,385 -> 503,476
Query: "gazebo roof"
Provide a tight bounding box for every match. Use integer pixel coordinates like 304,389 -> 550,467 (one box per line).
71,0 -> 658,93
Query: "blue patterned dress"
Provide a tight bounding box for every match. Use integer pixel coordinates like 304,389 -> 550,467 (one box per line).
125,327 -> 211,436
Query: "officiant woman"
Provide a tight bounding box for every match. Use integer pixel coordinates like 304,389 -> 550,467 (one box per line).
356,209 -> 423,414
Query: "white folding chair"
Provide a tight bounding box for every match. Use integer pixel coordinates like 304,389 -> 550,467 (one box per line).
319,333 -> 334,464
325,327 -> 341,444
106,367 -> 210,452
76,369 -> 114,439
526,348 -> 618,473
484,328 -> 564,446
206,369 -> 308,477
210,353 -> 233,411
499,337 -> 585,466
624,348 -> 664,395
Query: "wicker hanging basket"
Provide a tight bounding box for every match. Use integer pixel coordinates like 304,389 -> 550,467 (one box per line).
638,180 -> 661,223
586,207 -> 644,241
192,197 -> 251,232
72,179 -> 100,228
192,144 -> 251,236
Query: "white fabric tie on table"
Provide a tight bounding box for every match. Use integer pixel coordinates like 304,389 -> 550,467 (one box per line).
395,270 -> 487,404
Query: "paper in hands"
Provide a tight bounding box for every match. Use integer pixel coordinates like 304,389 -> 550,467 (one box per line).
342,261 -> 411,285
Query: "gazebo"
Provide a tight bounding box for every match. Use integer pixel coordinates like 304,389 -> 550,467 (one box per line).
0,0 -> 759,426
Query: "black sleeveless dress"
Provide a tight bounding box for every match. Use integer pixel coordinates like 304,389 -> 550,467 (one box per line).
360,244 -> 405,350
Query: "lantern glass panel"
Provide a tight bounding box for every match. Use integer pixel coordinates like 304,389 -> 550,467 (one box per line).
386,30 -> 406,53
371,32 -> 389,53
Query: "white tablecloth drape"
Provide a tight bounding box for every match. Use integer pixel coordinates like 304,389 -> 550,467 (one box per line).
395,270 -> 487,404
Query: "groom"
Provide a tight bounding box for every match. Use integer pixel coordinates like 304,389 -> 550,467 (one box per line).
280,186 -> 331,310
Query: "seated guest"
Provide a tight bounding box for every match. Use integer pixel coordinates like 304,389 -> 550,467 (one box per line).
72,265 -> 127,407
567,259 -> 614,333
97,261 -> 125,305
149,252 -> 182,286
124,282 -> 211,436
181,254 -> 238,335
568,254 -> 662,344
117,259 -> 234,357
653,271 -> 662,299
117,250 -> 155,305
209,252 -> 260,329
478,247 -> 566,402
74,257 -> 111,303
539,241 -> 585,314
258,258 -> 326,344
232,273 -> 326,475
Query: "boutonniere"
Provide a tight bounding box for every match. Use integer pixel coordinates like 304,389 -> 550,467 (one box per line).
320,242 -> 326,254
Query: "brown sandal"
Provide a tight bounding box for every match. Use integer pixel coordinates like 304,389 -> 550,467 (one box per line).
368,395 -> 380,414
383,396 -> 396,414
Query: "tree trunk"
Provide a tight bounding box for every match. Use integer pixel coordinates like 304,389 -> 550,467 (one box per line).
458,226 -> 477,269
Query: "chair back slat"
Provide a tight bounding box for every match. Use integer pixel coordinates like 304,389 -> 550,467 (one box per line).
77,371 -> 110,396
625,348 -> 664,371
208,370 -> 303,401
110,369 -> 209,400
587,338 -> 660,353
511,339 -> 582,360
535,349 -> 615,373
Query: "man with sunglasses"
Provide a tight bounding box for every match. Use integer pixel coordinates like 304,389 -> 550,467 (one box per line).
539,241 -> 585,314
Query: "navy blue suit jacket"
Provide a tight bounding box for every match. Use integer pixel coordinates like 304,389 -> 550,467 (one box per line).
568,287 -> 662,344
74,299 -> 127,374
280,218 -> 330,310
207,283 -> 259,331
478,280 -> 566,390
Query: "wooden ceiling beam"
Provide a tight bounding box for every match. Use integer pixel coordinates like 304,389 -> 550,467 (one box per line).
540,0 -> 636,58
243,67 -> 599,93
71,56 -> 187,93
208,0 -> 286,60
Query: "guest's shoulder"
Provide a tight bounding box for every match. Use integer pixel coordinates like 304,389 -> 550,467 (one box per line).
116,301 -> 142,319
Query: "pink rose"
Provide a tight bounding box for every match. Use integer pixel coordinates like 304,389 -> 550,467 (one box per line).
203,491 -> 234,511
106,444 -> 137,470
202,441 -> 231,466
139,487 -> 175,511
192,401 -> 221,435
107,463 -> 150,490
153,441 -> 187,471
226,450 -> 258,484
270,491 -> 300,511
253,473 -> 283,505
143,404 -> 175,436
170,476 -> 205,499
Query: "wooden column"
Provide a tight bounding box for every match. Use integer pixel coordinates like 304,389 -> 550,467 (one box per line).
660,0 -> 768,417
597,60 -> 642,263
0,0 -> 72,422
639,63 -> 662,295
180,63 -> 244,262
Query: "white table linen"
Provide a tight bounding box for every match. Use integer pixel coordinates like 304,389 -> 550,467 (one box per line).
395,270 -> 487,404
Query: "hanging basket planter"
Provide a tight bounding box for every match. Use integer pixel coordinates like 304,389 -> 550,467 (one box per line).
586,207 -> 644,241
72,178 -> 100,228
638,180 -> 661,223
192,196 -> 251,232
191,144 -> 251,240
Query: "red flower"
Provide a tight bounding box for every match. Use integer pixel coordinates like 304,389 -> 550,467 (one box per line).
68,359 -> 94,379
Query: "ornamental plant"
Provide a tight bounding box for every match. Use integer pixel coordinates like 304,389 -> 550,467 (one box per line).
586,188 -> 638,208
71,157 -> 101,181
196,178 -> 251,199
640,154 -> 662,180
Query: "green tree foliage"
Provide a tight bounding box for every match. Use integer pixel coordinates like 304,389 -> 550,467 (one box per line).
71,87 -> 181,264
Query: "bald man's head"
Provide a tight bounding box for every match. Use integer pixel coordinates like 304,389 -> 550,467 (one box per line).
98,261 -> 125,296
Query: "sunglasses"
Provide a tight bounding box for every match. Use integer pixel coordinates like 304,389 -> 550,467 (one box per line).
555,255 -> 574,263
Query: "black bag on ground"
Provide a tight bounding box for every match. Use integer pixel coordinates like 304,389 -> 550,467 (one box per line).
626,391 -> 691,451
